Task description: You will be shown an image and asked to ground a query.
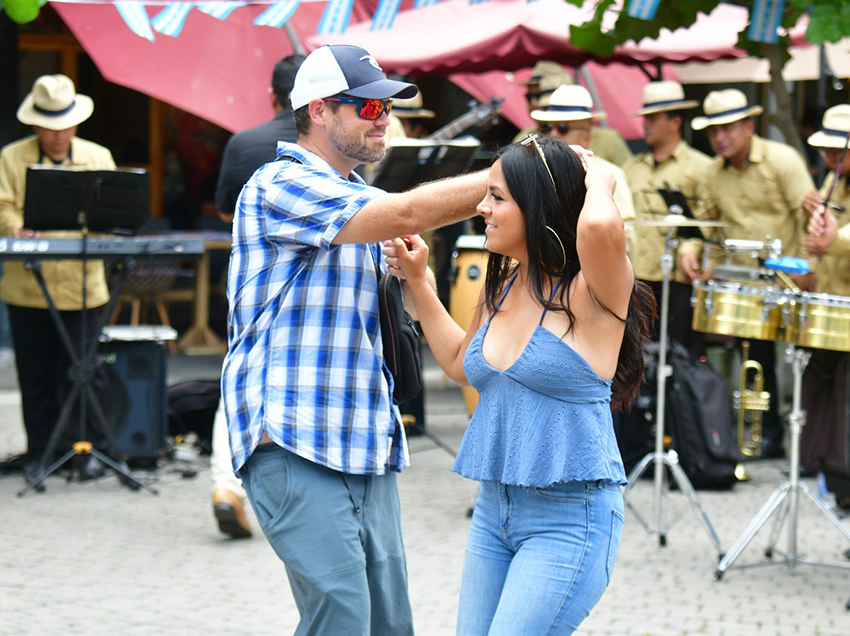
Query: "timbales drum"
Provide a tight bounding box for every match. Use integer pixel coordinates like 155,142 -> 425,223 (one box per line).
785,292 -> 850,353
691,279 -> 783,340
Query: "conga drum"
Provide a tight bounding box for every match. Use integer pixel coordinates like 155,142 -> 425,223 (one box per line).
449,234 -> 488,417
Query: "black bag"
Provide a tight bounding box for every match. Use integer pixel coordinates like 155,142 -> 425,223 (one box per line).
665,342 -> 741,490
377,271 -> 422,404
370,244 -> 422,404
166,380 -> 221,450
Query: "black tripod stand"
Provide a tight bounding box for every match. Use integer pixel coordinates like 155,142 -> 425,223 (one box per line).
17,167 -> 157,496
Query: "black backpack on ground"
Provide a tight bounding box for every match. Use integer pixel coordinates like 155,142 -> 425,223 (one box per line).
614,342 -> 741,490
665,341 -> 741,489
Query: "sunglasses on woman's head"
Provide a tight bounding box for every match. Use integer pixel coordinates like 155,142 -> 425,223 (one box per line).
323,96 -> 392,120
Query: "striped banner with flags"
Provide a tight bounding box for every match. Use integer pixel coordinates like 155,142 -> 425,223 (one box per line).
627,0 -> 662,21
748,0 -> 785,44
371,0 -> 403,30
151,2 -> 195,37
317,0 -> 355,34
254,1 -> 300,27
196,2 -> 246,21
114,1 -> 155,41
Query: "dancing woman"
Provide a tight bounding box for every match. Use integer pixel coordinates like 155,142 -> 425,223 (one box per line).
384,136 -> 656,635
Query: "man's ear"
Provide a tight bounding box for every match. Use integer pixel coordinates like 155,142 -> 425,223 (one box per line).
308,99 -> 329,128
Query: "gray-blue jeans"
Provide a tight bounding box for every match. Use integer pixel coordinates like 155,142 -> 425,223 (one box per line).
239,444 -> 414,636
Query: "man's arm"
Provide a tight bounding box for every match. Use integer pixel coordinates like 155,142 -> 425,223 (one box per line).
332,170 -> 488,245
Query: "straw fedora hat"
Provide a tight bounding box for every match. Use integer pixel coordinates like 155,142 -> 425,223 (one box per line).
807,104 -> 850,148
633,81 -> 699,116
530,84 -> 606,122
391,92 -> 435,119
523,60 -> 571,86
17,74 -> 94,130
691,89 -> 763,131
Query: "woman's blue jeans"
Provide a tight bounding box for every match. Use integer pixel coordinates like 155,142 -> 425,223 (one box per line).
457,480 -> 624,636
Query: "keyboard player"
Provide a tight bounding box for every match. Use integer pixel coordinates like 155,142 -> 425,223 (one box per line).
0,75 -> 117,484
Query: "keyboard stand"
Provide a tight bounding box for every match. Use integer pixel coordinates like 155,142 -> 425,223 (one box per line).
18,251 -> 158,496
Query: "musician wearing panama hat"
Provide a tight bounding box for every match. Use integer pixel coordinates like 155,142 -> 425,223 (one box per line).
804,105 -> 850,288
0,74 -> 116,482
679,87 -> 816,459
624,80 -> 709,356
800,104 -> 850,480
515,62 -> 632,166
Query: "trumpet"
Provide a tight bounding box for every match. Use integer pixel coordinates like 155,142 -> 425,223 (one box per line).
734,341 -> 770,458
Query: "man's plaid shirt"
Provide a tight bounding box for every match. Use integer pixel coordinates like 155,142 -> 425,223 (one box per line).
222,142 -> 407,474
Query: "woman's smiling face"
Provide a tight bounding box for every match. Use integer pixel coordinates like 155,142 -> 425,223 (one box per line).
477,159 -> 527,262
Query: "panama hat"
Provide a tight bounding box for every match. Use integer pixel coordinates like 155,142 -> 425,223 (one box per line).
807,105 -> 850,149
633,81 -> 699,116
691,89 -> 763,131
16,74 -> 94,130
523,60 -> 571,86
530,85 -> 606,122
391,92 -> 435,119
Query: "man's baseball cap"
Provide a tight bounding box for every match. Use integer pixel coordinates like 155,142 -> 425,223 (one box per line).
290,45 -> 418,110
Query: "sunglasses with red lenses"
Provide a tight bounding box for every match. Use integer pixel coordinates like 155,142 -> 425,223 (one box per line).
324,96 -> 392,120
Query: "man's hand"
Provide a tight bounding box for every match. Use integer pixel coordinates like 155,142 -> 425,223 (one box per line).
13,227 -> 37,239
805,204 -> 839,253
678,252 -> 701,282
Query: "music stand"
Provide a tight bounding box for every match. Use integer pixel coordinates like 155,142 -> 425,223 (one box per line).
622,190 -> 724,555
370,138 -> 480,192
18,166 -> 156,496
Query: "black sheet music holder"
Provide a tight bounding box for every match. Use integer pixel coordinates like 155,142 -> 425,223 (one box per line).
18,166 -> 156,496
370,138 -> 481,193
25,165 -> 150,234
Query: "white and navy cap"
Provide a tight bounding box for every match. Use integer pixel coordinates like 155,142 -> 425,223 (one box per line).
290,45 -> 418,110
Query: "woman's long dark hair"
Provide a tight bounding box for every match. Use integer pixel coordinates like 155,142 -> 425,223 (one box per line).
483,138 -> 656,410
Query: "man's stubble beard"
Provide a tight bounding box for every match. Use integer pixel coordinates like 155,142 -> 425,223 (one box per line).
329,118 -> 386,164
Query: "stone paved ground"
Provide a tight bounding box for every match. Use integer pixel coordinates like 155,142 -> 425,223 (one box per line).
1,353 -> 850,636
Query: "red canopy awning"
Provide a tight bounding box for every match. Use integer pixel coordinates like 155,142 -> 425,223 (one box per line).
51,1 -> 374,133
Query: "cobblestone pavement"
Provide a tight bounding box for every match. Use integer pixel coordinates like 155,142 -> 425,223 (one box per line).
1,353 -> 849,636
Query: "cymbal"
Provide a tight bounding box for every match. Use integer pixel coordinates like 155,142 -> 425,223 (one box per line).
626,215 -> 728,228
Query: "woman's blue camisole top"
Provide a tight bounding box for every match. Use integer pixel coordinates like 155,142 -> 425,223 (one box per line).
452,277 -> 627,487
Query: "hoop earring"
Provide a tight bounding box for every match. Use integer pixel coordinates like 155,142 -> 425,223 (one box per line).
545,225 -> 567,273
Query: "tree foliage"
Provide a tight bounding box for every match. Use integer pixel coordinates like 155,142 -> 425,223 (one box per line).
564,0 -> 850,153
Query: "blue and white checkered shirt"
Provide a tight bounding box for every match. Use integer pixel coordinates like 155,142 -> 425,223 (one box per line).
222,142 -> 408,474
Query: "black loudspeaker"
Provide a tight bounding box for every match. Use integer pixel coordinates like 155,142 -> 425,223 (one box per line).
99,339 -> 168,461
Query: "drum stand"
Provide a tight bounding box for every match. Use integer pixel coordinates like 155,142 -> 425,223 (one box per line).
623,229 -> 724,555
715,345 -> 850,579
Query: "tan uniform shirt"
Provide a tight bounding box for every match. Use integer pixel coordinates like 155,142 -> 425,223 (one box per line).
591,126 -> 633,168
681,135 -> 814,269
624,140 -> 711,282
814,174 -> 850,296
0,135 -> 115,310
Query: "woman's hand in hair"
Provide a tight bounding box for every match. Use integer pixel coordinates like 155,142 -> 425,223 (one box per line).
582,153 -> 616,198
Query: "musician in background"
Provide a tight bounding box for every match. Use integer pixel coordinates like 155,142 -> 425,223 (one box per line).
209,54 -> 303,538
518,60 -> 633,168
679,89 -> 815,459
531,85 -> 636,233
624,81 -> 709,357
392,92 -> 435,139
0,74 -> 116,483
801,105 -> 850,481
